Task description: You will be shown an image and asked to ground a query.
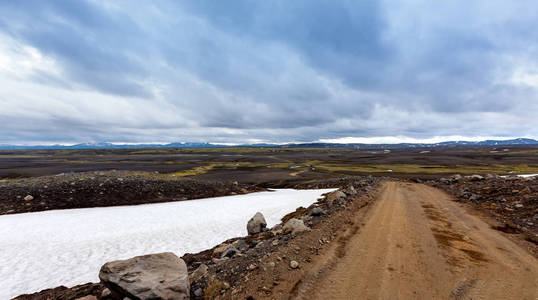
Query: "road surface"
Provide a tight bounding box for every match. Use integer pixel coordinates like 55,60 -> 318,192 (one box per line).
302,182 -> 538,299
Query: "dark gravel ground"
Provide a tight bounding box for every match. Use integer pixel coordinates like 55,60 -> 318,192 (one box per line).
0,170 -> 262,215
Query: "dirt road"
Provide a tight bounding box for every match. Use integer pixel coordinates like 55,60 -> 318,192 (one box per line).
301,182 -> 538,299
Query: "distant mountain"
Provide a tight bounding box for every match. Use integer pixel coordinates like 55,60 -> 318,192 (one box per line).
472,138 -> 538,146
286,138 -> 538,149
0,142 -> 224,150
0,138 -> 537,150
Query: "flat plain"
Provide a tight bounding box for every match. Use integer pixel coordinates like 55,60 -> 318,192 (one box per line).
2,146 -> 538,183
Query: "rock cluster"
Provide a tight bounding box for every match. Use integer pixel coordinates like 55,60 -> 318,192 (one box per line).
184,183 -> 371,298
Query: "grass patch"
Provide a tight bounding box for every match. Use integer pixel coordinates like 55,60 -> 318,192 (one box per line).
170,164 -> 220,177
204,281 -> 227,300
168,161 -> 538,177
168,161 -> 296,177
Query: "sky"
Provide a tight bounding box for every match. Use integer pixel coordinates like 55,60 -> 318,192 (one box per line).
0,0 -> 537,145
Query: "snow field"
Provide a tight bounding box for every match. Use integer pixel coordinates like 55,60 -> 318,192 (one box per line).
0,188 -> 334,299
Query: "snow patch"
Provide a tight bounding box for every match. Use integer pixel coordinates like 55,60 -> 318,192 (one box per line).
518,174 -> 538,178
0,188 -> 334,299
500,173 -> 538,178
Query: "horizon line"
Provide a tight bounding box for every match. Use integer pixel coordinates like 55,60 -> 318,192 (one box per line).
1,136 -> 537,147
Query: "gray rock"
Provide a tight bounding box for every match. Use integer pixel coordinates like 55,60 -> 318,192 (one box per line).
309,207 -> 327,216
190,264 -> 208,282
221,246 -> 239,258
233,239 -> 248,251
344,185 -> 356,195
212,243 -> 230,258
283,218 -> 309,235
470,174 -> 485,181
301,215 -> 313,222
331,199 -> 343,206
212,257 -> 228,264
247,212 -> 267,235
460,192 -> 472,199
101,288 -> 112,300
24,195 -> 34,201
452,174 -> 462,181
469,194 -> 481,201
99,252 -> 189,300
327,191 -> 346,201
515,203 -> 524,208
194,288 -> 203,297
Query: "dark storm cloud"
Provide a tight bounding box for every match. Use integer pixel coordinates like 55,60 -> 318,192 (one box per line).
0,0 -> 537,144
180,0 -> 391,87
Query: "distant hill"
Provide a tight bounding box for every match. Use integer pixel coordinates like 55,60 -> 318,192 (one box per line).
285,138 -> 538,150
0,142 -> 224,150
1,138 -> 537,150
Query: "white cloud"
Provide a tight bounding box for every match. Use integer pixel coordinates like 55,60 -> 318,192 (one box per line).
510,66 -> 538,88
0,34 -> 61,79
